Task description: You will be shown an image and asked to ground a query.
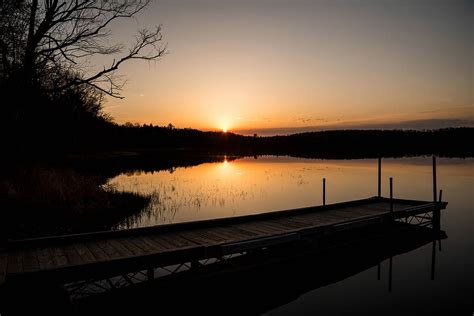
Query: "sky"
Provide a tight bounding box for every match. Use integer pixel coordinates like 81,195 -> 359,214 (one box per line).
98,0 -> 473,135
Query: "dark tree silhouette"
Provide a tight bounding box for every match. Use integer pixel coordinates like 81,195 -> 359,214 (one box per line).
0,0 -> 166,155
0,0 -> 165,98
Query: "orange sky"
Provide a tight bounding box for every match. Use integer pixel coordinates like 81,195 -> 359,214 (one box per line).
96,0 -> 472,135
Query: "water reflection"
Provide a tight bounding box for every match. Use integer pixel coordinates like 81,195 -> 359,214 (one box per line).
106,156 -> 473,231
64,156 -> 474,314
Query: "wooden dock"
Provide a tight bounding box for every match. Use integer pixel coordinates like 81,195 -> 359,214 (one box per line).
1,196 -> 446,288
78,223 -> 447,315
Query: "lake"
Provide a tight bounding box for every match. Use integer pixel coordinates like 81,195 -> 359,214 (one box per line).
106,155 -> 473,314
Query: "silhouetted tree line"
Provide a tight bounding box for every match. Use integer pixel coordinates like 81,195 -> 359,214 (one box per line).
99,126 -> 474,158
35,124 -> 471,160
256,128 -> 474,158
2,109 -> 474,159
54,127 -> 471,184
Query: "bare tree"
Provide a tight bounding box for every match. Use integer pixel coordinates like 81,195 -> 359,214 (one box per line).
0,0 -> 166,99
0,1 -> 30,80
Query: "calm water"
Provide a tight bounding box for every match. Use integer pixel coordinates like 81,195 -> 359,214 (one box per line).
107,156 -> 473,314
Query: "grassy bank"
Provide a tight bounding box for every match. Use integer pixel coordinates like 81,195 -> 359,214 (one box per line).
0,166 -> 150,239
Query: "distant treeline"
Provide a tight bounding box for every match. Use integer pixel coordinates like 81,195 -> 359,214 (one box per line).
100,125 -> 474,157
256,128 -> 474,158
4,119 -> 474,160
59,125 -> 474,158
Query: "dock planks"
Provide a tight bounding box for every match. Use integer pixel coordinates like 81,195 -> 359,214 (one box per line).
3,197 -> 447,285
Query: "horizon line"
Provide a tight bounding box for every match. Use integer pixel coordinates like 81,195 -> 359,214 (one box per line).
229,118 -> 474,136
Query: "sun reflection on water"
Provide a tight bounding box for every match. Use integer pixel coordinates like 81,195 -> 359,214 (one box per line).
107,156 -> 473,230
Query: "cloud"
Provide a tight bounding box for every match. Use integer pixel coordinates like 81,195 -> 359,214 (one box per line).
234,118 -> 474,136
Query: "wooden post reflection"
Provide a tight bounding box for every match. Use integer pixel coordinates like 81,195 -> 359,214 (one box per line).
431,240 -> 436,280
388,257 -> 393,292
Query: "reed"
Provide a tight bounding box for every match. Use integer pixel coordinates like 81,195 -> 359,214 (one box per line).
0,167 -> 150,238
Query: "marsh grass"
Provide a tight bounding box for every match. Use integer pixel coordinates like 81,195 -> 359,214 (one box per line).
0,167 -> 150,239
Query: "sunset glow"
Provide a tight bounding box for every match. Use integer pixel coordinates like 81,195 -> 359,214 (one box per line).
105,0 -> 472,134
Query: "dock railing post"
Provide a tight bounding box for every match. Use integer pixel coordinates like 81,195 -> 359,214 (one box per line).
323,178 -> 326,206
432,156 -> 437,202
378,156 -> 382,197
389,177 -> 393,216
432,156 -> 441,231
433,190 -> 442,231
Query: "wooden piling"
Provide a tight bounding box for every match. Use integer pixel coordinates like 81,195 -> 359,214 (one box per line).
432,156 -> 437,202
378,156 -> 382,197
323,178 -> 326,206
389,177 -> 393,215
431,157 -> 441,230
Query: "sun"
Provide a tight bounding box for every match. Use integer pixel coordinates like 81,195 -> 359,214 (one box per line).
220,122 -> 230,133
218,117 -> 231,133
